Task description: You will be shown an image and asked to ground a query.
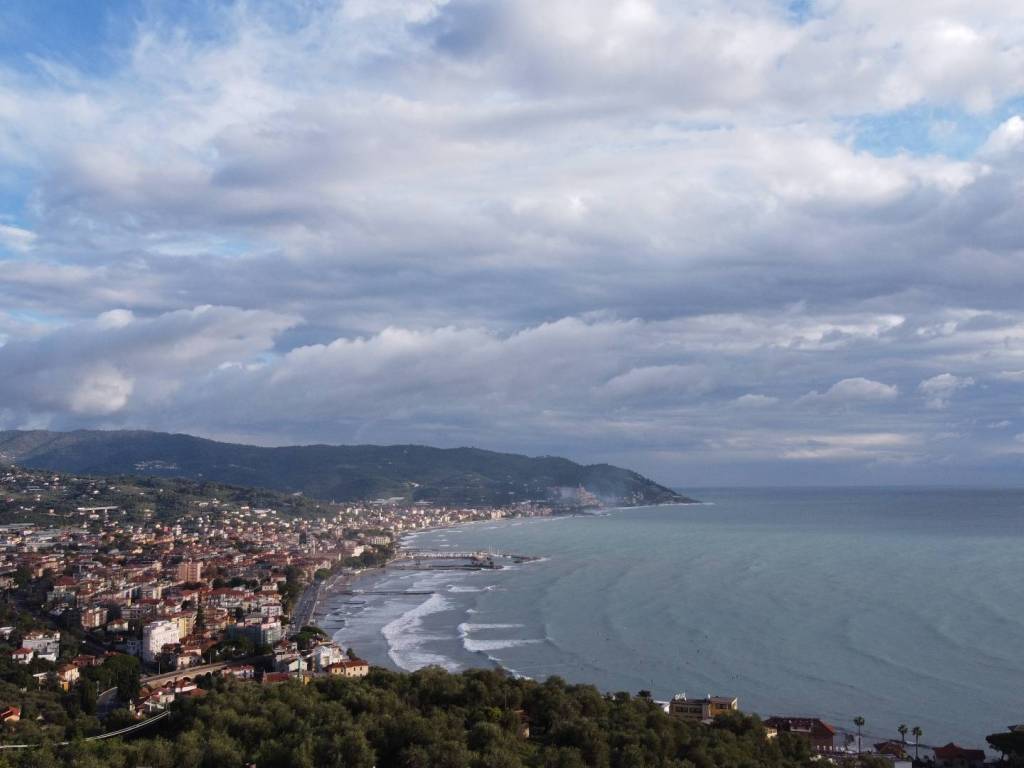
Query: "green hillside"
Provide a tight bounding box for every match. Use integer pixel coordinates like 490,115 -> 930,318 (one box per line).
0,430 -> 692,507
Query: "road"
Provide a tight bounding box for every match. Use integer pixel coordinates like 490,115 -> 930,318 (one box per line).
291,579 -> 323,629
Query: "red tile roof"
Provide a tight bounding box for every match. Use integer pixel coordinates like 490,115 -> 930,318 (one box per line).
933,743 -> 985,762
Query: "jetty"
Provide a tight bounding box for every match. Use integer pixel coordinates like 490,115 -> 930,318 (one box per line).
395,549 -> 540,563
336,589 -> 435,596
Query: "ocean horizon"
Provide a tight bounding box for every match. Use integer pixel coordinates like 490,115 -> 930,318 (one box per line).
318,487 -> 1024,750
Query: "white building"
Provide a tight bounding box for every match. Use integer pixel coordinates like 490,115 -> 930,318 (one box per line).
23,630 -> 61,662
309,642 -> 344,672
142,619 -> 180,664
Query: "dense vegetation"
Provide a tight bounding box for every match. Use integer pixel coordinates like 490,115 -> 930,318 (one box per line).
0,430 -> 691,506
0,667 -> 823,768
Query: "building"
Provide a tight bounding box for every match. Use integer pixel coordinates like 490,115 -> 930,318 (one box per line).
22,630 -> 61,662
222,664 -> 256,680
933,743 -> 986,768
310,642 -> 344,672
228,619 -> 282,647
668,693 -> 739,722
10,648 -> 33,664
142,619 -> 180,663
80,606 -> 106,630
763,718 -> 837,751
0,706 -> 20,724
55,664 -> 80,692
324,658 -> 370,678
177,561 -> 203,582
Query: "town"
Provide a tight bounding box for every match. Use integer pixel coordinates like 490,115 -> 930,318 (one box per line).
0,465 -> 556,745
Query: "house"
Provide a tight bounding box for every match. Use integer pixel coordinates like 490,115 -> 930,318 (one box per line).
323,658 -> 370,678
10,648 -> 33,664
763,717 -> 837,751
221,664 -> 256,680
275,654 -> 304,674
933,743 -> 986,768
55,664 -> 81,691
0,706 -> 20,724
668,693 -> 739,722
262,671 -> 295,685
22,630 -> 60,661
309,642 -> 344,672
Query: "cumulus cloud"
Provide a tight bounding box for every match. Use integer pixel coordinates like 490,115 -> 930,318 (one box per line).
733,394 -> 779,408
0,2 -> 1022,483
981,115 -> 1024,155
799,378 -> 899,405
0,306 -> 298,420
919,373 -> 975,410
599,365 -> 715,401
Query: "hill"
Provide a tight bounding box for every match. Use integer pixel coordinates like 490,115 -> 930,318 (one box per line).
0,667 -> 817,768
0,430 -> 692,507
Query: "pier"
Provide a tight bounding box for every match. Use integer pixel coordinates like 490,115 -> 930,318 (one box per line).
395,549 -> 540,563
337,589 -> 435,596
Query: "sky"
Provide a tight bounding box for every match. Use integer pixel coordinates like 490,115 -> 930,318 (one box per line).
1,1 -> 1024,486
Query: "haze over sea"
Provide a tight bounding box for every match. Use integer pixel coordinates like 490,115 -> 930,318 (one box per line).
320,488 -> 1024,746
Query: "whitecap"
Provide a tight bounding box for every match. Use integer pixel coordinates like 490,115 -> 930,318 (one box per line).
381,593 -> 461,672
464,638 -> 542,652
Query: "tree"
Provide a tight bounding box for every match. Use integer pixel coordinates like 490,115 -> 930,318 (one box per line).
898,723 -> 908,744
853,716 -> 865,755
987,730 -> 1024,762
96,654 -> 141,701
911,726 -> 923,761
78,676 -> 98,716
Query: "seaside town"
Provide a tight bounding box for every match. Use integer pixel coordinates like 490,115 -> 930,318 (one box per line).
0,463 -> 1015,765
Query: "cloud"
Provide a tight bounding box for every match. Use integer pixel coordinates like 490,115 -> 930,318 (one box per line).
733,394 -> 779,408
780,432 -> 918,461
0,3 -> 1022,483
0,306 -> 298,420
919,373 -> 975,410
599,365 -> 715,401
0,224 -> 36,253
981,115 -> 1024,156
799,377 -> 899,405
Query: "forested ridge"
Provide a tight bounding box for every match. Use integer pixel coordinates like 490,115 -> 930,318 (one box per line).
0,430 -> 691,507
0,667 -> 824,768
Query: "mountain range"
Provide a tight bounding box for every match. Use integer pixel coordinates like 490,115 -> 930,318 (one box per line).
0,430 -> 692,507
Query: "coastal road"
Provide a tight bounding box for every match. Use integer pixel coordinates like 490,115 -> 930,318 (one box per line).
292,579 -> 322,629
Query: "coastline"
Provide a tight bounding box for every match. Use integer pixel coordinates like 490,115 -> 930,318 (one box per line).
309,502 -> 687,673
312,513 -> 554,668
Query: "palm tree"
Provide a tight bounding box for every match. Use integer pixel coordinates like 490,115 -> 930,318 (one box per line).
912,726 -> 923,761
854,716 -> 865,754
899,723 -> 908,744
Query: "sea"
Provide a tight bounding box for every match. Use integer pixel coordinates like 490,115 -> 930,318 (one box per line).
316,488 -> 1024,748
